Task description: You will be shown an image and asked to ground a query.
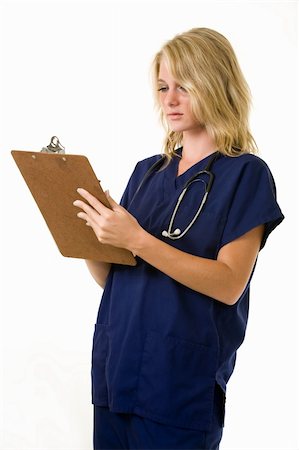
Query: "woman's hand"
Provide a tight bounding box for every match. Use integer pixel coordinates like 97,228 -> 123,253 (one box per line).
73,188 -> 144,252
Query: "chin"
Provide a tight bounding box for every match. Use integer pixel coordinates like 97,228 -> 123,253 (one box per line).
167,120 -> 199,133
171,124 -> 204,134
168,124 -> 188,133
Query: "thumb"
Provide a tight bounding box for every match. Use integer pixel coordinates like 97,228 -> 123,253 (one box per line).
105,190 -> 119,210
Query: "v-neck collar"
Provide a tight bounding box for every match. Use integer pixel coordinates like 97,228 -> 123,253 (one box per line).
165,147 -> 219,192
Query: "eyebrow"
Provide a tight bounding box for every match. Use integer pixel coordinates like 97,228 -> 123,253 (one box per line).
158,79 -> 181,84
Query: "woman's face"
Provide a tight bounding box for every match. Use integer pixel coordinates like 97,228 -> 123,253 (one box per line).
158,58 -> 203,133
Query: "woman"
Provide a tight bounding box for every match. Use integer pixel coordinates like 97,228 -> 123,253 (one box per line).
73,27 -> 284,449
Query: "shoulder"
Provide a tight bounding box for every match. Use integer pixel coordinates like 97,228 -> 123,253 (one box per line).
125,153 -> 165,190
135,153 -> 165,170
221,152 -> 270,169
220,152 -> 274,181
132,153 -> 165,178
218,153 -> 279,201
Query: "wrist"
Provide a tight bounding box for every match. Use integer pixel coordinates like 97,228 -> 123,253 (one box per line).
129,227 -> 151,257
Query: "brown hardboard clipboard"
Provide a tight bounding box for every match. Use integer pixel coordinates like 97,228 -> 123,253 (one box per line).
11,150 -> 137,266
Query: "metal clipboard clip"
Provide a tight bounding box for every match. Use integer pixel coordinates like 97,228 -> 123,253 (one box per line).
41,136 -> 65,154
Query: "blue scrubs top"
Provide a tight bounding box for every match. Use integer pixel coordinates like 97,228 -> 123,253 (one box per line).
91,147 -> 284,432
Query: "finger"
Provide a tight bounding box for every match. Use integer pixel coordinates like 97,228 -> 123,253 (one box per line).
77,212 -> 107,243
73,199 -> 93,212
73,199 -> 104,224
76,188 -> 111,216
76,211 -> 90,222
76,209 -> 96,226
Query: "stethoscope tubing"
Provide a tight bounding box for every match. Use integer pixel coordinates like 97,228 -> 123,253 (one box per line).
128,155 -> 166,208
165,187 -> 209,239
128,151 -> 220,239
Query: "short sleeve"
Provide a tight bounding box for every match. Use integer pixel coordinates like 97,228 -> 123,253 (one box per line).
219,158 -> 284,251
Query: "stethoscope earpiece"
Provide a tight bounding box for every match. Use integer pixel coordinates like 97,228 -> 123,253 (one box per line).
162,228 -> 181,238
173,228 -> 181,236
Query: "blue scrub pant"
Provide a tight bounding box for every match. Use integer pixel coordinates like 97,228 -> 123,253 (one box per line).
93,384 -> 224,449
93,407 -> 223,449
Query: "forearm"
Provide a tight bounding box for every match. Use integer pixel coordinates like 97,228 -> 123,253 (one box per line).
75,189 -> 262,304
131,230 -> 235,305
85,260 -> 111,289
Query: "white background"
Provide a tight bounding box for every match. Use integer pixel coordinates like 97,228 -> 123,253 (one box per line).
0,0 -> 298,449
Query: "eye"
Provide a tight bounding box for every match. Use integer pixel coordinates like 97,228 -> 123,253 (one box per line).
157,86 -> 187,93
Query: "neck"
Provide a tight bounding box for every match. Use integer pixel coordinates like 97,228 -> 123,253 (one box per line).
181,128 -> 217,162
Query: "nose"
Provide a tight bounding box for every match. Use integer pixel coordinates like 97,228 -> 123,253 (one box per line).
165,88 -> 179,106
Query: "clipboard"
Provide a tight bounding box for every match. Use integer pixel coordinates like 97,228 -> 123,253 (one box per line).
11,149 -> 137,266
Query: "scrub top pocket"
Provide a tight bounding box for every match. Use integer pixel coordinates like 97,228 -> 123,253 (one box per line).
92,323 -> 110,405
91,150 -> 284,433
136,330 -> 218,431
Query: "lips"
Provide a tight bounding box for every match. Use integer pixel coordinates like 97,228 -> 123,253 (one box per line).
167,113 -> 183,118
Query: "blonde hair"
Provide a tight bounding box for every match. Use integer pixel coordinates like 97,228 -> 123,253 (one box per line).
150,27 -> 259,163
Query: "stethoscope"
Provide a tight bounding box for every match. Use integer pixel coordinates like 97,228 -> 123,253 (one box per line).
129,150 -> 220,240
